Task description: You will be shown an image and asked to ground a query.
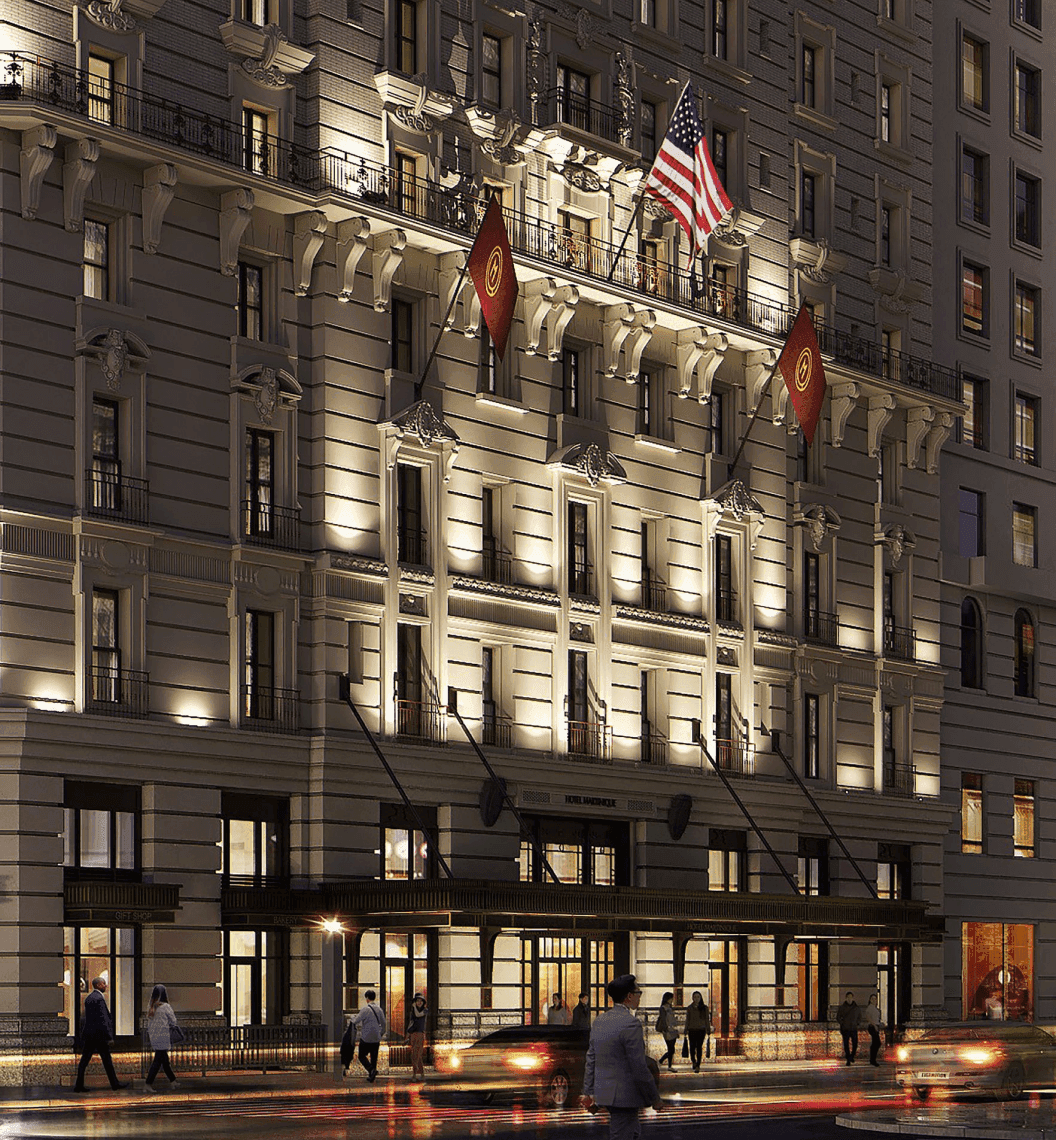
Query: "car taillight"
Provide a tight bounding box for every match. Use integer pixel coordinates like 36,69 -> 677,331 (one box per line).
896,1046 -> 909,1063
502,1046 -> 549,1073
958,1046 -> 998,1065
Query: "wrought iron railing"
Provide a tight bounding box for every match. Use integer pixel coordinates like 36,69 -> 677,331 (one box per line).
805,610 -> 839,647
569,565 -> 595,598
241,684 -> 300,732
640,579 -> 667,612
883,763 -> 917,797
536,87 -> 622,143
715,587 -> 737,623
85,468 -> 149,524
482,546 -> 514,585
568,719 -> 612,762
140,1023 -> 328,1076
397,527 -> 428,567
2,51 -> 962,402
396,698 -> 446,744
884,624 -> 916,662
640,731 -> 668,766
87,667 -> 150,717
715,738 -> 756,777
481,710 -> 514,749
241,500 -> 301,551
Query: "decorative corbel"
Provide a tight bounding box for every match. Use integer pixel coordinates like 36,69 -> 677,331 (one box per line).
20,124 -> 57,221
523,277 -> 556,355
829,381 -> 860,448
441,252 -> 473,332
547,285 -> 578,361
905,405 -> 935,470
372,229 -> 407,312
141,163 -> 178,254
745,348 -> 777,412
676,328 -> 706,399
292,211 -> 327,296
623,310 -> 656,383
867,393 -> 897,458
219,188 -> 255,276
336,217 -> 370,302
924,411 -> 954,474
602,304 -> 636,376
463,278 -> 481,337
772,381 -> 799,432
62,138 -> 100,233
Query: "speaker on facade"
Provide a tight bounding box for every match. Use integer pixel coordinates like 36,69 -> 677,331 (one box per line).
667,793 -> 693,841
479,776 -> 507,828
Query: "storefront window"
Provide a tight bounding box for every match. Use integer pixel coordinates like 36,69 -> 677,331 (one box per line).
381,803 -> 435,879
521,935 -> 616,1025
963,922 -> 1033,1021
62,926 -> 135,1039
222,928 -> 286,1025
519,816 -> 629,885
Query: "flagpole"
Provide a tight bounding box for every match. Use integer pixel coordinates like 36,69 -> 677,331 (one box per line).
606,191 -> 646,283
726,360 -> 780,482
414,255 -> 471,402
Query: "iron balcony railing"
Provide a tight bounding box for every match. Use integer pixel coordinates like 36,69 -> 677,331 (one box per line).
241,684 -> 300,733
569,565 -> 595,599
85,468 -> 149,524
640,729 -> 669,766
568,719 -> 612,763
535,87 -> 622,144
805,609 -> 839,647
715,738 -> 756,778
3,51 -> 961,404
87,667 -> 150,717
242,500 -> 301,551
395,698 -> 447,744
640,579 -> 667,613
715,587 -> 737,624
481,708 -> 514,749
139,1023 -> 328,1077
481,545 -> 514,585
397,527 -> 428,568
884,624 -> 916,662
883,763 -> 917,797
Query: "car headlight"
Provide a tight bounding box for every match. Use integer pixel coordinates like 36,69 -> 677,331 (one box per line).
896,1046 -> 909,1063
503,1052 -> 547,1073
958,1047 -> 997,1065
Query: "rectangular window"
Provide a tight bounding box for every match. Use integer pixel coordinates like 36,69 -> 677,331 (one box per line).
91,589 -> 120,704
798,836 -> 828,896
562,348 -> 582,417
796,941 -> 828,1023
87,54 -> 115,125
63,926 -> 136,1041
962,34 -> 988,113
879,205 -> 892,266
559,210 -> 595,274
801,171 -> 816,239
1012,504 -> 1037,567
877,842 -> 911,901
382,804 -> 434,879
1014,779 -> 1035,858
396,0 -> 418,74
963,922 -> 1034,1022
880,83 -> 892,143
706,390 -> 725,456
715,534 -> 733,622
804,693 -> 820,779
397,463 -> 425,566
1014,393 -> 1038,465
221,792 -> 287,884
711,127 -> 728,190
961,148 -> 988,226
64,781 -> 138,878
637,367 -> 658,436
962,260 -> 986,336
567,650 -> 593,755
568,501 -> 591,596
243,107 -> 270,175
961,376 -> 987,449
479,324 -> 498,395
242,0 -> 273,23
1015,173 -> 1040,247
882,703 -> 897,772
1014,0 -> 1040,29
708,829 -> 745,892
801,44 -> 817,108
245,429 -> 274,539
84,219 -> 110,301
223,927 -> 285,1026
237,262 -> 263,340
713,0 -> 728,58
961,772 -> 983,854
641,100 -> 658,163
392,297 -> 413,373
557,64 -> 591,132
715,672 -> 732,748
1015,63 -> 1040,138
1014,283 -> 1038,356
958,488 -> 985,558
90,397 -> 120,512
393,150 -> 418,216
245,609 -> 275,720
640,0 -> 656,27
395,623 -> 424,738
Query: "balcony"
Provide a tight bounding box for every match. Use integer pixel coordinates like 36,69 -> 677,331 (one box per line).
2,52 -> 961,406
884,624 -> 916,662
568,565 -> 595,600
85,468 -> 149,525
805,610 -> 839,648
86,667 -> 150,718
715,738 -> 756,778
534,87 -> 623,145
568,720 -> 612,763
395,698 -> 446,745
639,729 -> 669,766
241,684 -> 300,733
883,763 -> 917,797
481,710 -> 514,750
242,501 -> 301,551
640,580 -> 668,613
715,587 -> 737,624
481,545 -> 514,585
397,527 -> 428,568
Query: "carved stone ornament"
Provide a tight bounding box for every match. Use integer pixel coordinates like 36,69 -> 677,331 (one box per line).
471,109 -> 527,166
707,479 -> 764,522
613,52 -> 634,147
76,327 -> 150,390
880,523 -> 916,567
389,400 -> 458,450
85,0 -> 137,33
393,105 -> 437,133
559,3 -> 599,50
255,367 -> 279,423
717,646 -> 737,666
233,364 -> 302,420
643,198 -> 672,221
547,442 -> 627,487
562,162 -> 603,193
100,328 -> 129,389
242,24 -> 290,88
526,18 -> 547,103
795,504 -> 841,552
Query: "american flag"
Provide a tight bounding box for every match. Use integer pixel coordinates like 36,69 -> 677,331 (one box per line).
643,82 -> 732,251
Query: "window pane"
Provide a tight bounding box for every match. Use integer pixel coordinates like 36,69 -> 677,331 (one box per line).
79,809 -> 110,868
1014,780 -> 1035,858
228,819 -> 257,877
115,811 -> 135,869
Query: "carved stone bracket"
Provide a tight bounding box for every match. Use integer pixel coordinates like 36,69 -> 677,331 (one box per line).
439,252 -> 480,337
141,163 -> 178,254
867,393 -> 897,458
924,411 -> 954,474
603,304 -> 636,376
292,211 -> 327,296
63,138 -> 100,233
76,326 -> 150,390
547,284 -> 579,361
623,310 -> 656,383
219,188 -> 255,276
829,381 -> 860,448
794,504 -> 841,552
677,328 -> 727,403
772,381 -> 799,433
524,277 -> 579,361
218,19 -> 315,82
745,349 -> 777,412
373,229 -> 407,312
869,266 -> 927,314
790,237 -> 848,284
382,400 -> 461,482
905,405 -> 934,470
336,217 -> 370,303
20,124 -> 57,221
465,107 -> 530,166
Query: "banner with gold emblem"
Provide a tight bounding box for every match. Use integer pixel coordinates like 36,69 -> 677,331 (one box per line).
777,304 -> 827,447
467,195 -> 519,362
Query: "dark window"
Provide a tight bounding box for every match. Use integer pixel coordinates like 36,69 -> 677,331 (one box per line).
706,391 -> 725,455
479,323 -> 498,394
1014,0 -> 1040,28
1015,173 -> 1040,246
563,348 -> 582,416
708,828 -> 746,892
1015,63 -> 1040,137
801,171 -> 816,239
798,836 -> 828,896
801,44 -> 817,108
396,623 -> 424,737
392,298 -> 413,373
568,502 -> 591,595
804,693 -> 820,779
556,64 -> 591,131
221,791 -> 288,886
641,100 -> 658,163
84,219 -> 110,301
713,0 -> 728,58
242,0 -> 272,23
715,672 -> 732,745
87,54 -> 114,125
1014,283 -> 1038,355
243,107 -> 269,175
960,376 -> 987,449
245,609 -> 275,719
396,0 -> 418,74
481,33 -> 502,107
959,489 -> 985,558
961,149 -> 988,225
638,367 -> 658,436
91,398 -> 120,512
961,260 -> 986,336
715,534 -> 733,621
804,551 -> 820,635
397,464 -> 425,565
1014,393 -> 1038,464
962,34 -> 988,112
481,646 -> 505,746
877,842 -> 911,900
237,262 -> 263,340
1014,609 -> 1036,697
712,127 -> 728,189
960,597 -> 984,688
880,83 -> 892,142
880,205 -> 892,265
63,781 -> 139,879
245,429 -> 274,539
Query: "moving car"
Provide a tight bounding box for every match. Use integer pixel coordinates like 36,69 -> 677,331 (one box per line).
895,1022 -> 1056,1101
424,1024 -> 589,1108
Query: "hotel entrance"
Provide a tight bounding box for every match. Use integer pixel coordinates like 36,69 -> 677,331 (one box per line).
521,935 -> 621,1024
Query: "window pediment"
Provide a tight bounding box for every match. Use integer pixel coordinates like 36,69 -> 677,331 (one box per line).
546,442 -> 626,487
233,364 -> 301,424
76,326 -> 150,390
219,20 -> 315,85
381,399 -> 461,482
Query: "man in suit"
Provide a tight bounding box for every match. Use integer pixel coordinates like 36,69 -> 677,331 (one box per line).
74,977 -> 128,1092
581,974 -> 663,1140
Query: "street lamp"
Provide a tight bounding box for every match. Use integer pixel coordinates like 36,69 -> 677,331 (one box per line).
319,917 -> 347,1078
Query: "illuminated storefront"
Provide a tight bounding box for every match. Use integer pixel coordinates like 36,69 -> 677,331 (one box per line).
962,922 -> 1034,1022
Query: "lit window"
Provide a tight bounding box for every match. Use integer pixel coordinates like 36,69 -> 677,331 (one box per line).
961,773 -> 983,853
396,0 -> 418,74
1014,779 -> 1035,858
244,429 -> 274,540
961,34 -> 988,112
797,836 -> 828,896
87,54 -> 114,125
237,262 -> 263,340
1014,283 -> 1038,356
960,376 -> 987,449
708,829 -> 745,892
1012,504 -> 1036,568
1013,393 -> 1038,465
90,397 -> 120,513
877,842 -> 911,901
1014,62 -> 1040,137
242,107 -> 270,175
242,0 -> 273,24
84,220 -> 110,301
63,926 -> 136,1040
961,260 -> 986,336
91,589 -> 120,705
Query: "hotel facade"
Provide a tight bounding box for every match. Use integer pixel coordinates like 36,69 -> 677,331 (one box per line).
0,0 -> 970,1083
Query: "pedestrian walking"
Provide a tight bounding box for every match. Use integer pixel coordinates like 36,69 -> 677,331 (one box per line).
862,993 -> 883,1066
684,991 -> 711,1072
144,984 -> 181,1091
405,992 -> 428,1080
73,977 -> 129,1092
836,991 -> 861,1065
547,993 -> 571,1025
572,991 -> 592,1030
581,974 -> 663,1140
345,990 -> 387,1083
656,992 -> 678,1071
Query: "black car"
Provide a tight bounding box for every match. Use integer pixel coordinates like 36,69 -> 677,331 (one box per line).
424,1024 -> 589,1108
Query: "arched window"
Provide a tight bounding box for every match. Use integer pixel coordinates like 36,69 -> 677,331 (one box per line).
960,597 -> 984,688
1014,609 -> 1036,697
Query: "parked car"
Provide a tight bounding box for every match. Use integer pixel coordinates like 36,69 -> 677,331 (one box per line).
424,1024 -> 589,1108
895,1022 -> 1056,1101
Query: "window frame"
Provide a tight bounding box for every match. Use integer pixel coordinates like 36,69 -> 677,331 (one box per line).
1013,58 -> 1041,142
960,144 -> 989,229
1013,168 -> 1041,251
1013,391 -> 1038,465
961,772 -> 984,854
960,256 -> 989,340
960,29 -> 989,117
1013,279 -> 1040,359
1012,503 -> 1037,568
1014,609 -> 1036,697
960,596 -> 984,689
959,374 -> 988,449
1014,779 -> 1035,858
958,487 -> 985,559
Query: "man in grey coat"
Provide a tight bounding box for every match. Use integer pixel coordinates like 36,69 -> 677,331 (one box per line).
581,974 -> 663,1140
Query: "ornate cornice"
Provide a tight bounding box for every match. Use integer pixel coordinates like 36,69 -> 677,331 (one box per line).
450,576 -> 561,607
330,554 -> 388,577
614,606 -> 709,634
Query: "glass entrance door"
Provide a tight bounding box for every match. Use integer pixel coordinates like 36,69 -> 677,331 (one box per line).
521,936 -> 616,1025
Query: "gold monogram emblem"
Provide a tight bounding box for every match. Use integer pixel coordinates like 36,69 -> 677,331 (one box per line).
485,247 -> 503,297
794,346 -> 813,393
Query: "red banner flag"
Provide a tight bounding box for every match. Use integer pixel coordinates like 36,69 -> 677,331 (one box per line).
468,196 -> 519,362
777,305 -> 827,447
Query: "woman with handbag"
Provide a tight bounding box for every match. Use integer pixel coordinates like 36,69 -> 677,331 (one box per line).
144,984 -> 182,1091
684,991 -> 712,1072
656,992 -> 679,1071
